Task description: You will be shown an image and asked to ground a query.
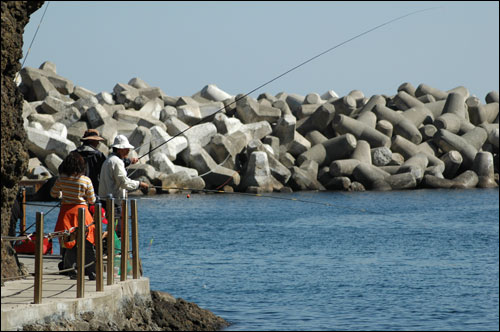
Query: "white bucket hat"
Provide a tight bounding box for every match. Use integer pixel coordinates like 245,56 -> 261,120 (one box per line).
111,135 -> 135,149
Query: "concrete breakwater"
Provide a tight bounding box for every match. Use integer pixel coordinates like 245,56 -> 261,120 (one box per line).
20,61 -> 499,194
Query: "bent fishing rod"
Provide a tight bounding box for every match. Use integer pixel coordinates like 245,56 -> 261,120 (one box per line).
132,7 -> 439,162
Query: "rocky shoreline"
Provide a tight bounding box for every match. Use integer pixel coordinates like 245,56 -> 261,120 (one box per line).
19,61 -> 499,197
21,290 -> 229,331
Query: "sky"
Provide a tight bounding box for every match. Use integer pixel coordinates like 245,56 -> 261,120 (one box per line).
21,1 -> 499,101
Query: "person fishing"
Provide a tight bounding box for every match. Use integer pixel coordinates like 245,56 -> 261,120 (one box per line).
72,129 -> 139,194
73,129 -> 107,193
50,151 -> 97,280
99,135 -> 149,238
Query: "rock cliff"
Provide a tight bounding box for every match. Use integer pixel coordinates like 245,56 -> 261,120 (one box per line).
1,1 -> 44,282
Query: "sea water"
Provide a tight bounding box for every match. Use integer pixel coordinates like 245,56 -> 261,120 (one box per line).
24,189 -> 499,331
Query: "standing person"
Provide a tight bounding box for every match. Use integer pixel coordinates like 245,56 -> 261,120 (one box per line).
99,135 -> 148,238
75,129 -> 107,193
73,129 -> 139,194
50,151 -> 97,280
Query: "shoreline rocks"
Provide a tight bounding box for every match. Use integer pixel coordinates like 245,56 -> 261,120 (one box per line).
19,61 -> 498,198
21,290 -> 230,331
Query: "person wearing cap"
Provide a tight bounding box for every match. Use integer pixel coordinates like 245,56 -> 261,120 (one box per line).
74,129 -> 107,193
99,135 -> 149,237
72,129 -> 139,194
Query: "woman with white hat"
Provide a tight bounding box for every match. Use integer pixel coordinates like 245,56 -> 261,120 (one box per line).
99,135 -> 149,238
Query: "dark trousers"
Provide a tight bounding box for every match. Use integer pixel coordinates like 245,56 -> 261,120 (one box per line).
63,240 -> 96,276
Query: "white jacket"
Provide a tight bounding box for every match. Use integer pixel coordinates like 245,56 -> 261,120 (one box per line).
98,154 -> 139,199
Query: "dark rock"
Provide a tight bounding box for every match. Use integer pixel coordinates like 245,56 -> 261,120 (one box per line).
21,290 -> 229,331
1,0 -> 45,283
151,290 -> 229,331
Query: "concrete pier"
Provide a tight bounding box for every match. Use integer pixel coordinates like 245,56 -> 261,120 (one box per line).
1,255 -> 150,331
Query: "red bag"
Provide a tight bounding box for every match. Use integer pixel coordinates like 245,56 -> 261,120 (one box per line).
89,205 -> 108,224
14,234 -> 53,255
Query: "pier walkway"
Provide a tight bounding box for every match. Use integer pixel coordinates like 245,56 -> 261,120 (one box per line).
1,254 -> 150,331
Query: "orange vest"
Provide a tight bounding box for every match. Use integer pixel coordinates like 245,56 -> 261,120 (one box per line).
54,204 -> 95,249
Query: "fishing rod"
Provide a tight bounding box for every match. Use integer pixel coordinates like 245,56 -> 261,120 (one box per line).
133,7 -> 439,162
15,1 -> 50,83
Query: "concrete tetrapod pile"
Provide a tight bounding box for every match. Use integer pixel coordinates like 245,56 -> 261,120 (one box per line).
19,61 -> 499,195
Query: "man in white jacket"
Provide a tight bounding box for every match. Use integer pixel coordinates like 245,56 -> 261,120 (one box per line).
99,135 -> 149,237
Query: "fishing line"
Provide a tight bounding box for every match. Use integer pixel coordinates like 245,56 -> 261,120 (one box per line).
134,7 -> 439,162
129,7 -> 440,217
148,186 -> 404,217
150,185 -> 333,206
19,201 -> 61,235
15,1 -> 50,83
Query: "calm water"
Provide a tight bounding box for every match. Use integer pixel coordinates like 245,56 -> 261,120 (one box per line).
25,189 -> 499,331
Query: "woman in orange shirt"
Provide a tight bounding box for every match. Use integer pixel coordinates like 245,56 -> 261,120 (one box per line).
51,151 -> 97,280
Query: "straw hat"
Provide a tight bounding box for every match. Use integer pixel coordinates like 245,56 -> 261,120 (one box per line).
80,129 -> 105,141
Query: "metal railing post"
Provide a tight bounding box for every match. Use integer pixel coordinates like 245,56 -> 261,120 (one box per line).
120,198 -> 129,282
77,207 -> 85,298
94,203 -> 103,291
131,199 -> 140,279
21,188 -> 26,234
106,198 -> 115,285
34,212 -> 43,304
